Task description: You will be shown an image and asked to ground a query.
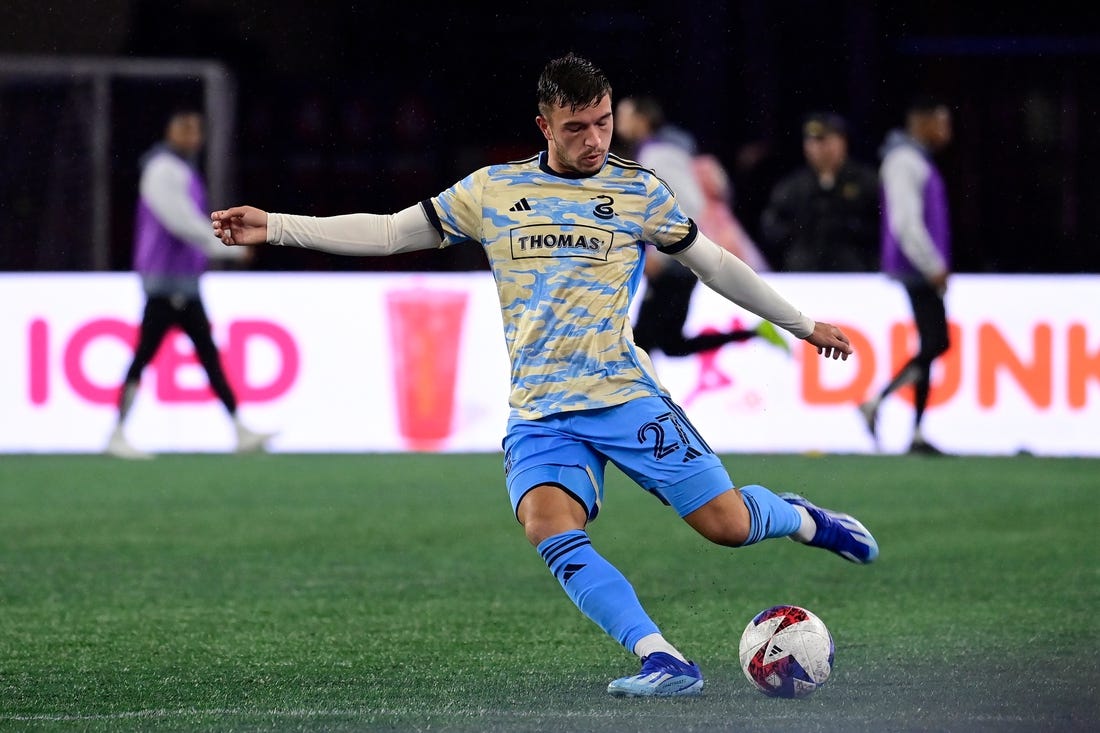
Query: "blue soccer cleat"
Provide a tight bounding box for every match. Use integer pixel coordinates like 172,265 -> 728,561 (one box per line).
781,493 -> 879,564
607,652 -> 704,698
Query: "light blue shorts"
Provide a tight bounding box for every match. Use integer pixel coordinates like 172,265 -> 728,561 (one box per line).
503,395 -> 734,522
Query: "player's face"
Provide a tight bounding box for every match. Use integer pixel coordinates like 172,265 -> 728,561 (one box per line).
537,94 -> 613,175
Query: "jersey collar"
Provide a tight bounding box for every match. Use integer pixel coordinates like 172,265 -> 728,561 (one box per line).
538,151 -> 606,179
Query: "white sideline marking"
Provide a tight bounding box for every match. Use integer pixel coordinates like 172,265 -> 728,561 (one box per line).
1,709 -> 349,722
0,707 -> 1035,725
1,707 -> 639,723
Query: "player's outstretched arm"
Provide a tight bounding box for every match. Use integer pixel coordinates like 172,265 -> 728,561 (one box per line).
211,203 -> 442,257
211,206 -> 269,246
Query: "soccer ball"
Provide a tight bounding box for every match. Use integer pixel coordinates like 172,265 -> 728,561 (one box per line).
738,604 -> 834,698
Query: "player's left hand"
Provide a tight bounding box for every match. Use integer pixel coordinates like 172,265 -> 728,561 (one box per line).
805,321 -> 852,360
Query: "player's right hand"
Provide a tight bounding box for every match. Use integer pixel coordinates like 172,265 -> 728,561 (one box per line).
211,206 -> 269,246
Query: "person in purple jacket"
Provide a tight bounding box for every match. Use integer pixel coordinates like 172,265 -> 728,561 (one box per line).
106,108 -> 273,459
859,95 -> 954,455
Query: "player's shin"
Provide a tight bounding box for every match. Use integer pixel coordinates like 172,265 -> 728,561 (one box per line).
537,530 -> 659,653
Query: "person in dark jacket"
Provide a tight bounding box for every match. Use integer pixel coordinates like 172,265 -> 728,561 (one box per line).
761,112 -> 880,272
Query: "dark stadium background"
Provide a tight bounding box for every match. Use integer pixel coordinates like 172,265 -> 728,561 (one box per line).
3,0 -> 1098,274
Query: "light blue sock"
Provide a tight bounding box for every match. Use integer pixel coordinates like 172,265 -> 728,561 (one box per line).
537,530 -> 659,652
739,484 -> 803,545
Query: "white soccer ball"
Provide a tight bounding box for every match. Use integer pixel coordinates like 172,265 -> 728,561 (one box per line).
738,604 -> 834,698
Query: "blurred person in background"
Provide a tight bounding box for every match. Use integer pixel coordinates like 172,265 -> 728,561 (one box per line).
760,112 -> 880,272
859,95 -> 954,455
693,153 -> 771,273
106,108 -> 274,459
614,95 -> 789,358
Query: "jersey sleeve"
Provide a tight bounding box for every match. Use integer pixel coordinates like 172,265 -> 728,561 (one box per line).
644,175 -> 698,254
422,168 -> 488,247
638,144 -> 706,220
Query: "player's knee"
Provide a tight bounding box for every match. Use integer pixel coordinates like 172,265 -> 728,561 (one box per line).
522,518 -> 555,547
516,485 -> 588,546
521,514 -> 587,547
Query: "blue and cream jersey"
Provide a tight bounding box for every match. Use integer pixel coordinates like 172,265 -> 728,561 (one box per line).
421,151 -> 698,420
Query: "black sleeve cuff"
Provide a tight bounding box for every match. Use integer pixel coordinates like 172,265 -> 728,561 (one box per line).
420,199 -> 445,239
655,218 -> 699,255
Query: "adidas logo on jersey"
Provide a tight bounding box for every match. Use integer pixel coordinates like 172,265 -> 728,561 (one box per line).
509,198 -> 533,212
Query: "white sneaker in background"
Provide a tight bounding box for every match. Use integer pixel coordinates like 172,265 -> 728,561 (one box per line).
858,400 -> 879,450
235,422 -> 276,454
105,426 -> 153,460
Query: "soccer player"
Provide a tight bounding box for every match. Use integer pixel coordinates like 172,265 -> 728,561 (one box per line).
211,54 -> 878,697
106,108 -> 274,459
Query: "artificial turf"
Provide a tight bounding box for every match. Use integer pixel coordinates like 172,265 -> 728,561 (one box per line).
1,453 -> 1096,732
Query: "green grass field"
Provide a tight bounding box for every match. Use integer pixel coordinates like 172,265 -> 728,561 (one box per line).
1,453 -> 1097,732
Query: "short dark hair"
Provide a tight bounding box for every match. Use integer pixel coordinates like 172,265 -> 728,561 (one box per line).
537,53 -> 611,116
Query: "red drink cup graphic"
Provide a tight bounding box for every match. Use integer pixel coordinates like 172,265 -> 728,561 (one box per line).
386,288 -> 469,450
